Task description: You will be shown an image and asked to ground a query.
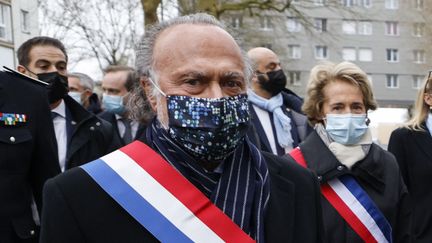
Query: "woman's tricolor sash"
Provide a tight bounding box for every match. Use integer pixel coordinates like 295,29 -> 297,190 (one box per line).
290,147 -> 392,243
81,141 -> 255,243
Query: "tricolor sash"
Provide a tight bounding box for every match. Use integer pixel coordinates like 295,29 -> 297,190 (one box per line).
81,141 -> 255,243
290,147 -> 392,243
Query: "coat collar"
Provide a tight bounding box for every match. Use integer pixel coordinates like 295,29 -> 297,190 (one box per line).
412,123 -> 432,161
300,131 -> 386,193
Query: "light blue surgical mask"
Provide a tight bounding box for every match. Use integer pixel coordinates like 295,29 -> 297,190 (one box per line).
103,93 -> 125,115
68,91 -> 82,105
325,113 -> 368,145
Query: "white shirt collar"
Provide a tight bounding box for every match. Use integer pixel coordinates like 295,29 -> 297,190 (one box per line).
52,99 -> 66,118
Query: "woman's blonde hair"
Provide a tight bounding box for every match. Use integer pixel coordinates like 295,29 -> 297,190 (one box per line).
405,74 -> 432,131
302,61 -> 377,125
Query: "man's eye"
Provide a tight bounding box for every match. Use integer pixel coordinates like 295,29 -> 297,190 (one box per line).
185,79 -> 200,86
225,80 -> 241,87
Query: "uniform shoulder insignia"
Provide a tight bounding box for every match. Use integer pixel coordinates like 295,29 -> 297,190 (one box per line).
2,66 -> 48,86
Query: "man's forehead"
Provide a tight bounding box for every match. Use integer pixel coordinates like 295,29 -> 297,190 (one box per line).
29,45 -> 66,62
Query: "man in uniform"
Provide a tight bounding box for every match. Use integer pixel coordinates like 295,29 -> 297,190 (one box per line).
40,14 -> 323,243
0,69 -> 58,243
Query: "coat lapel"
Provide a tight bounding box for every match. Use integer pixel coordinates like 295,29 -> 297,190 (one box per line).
265,159 -> 295,242
413,125 -> 432,162
249,103 -> 273,152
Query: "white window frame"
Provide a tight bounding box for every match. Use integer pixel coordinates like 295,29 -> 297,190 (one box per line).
358,21 -> 372,35
386,74 -> 399,88
414,0 -> 424,10
286,17 -> 302,32
385,0 -> 399,9
386,49 -> 399,62
231,16 -> 242,29
385,21 -> 399,36
412,75 -> 423,89
260,16 -> 273,30
342,47 -> 357,61
288,71 -> 302,86
413,22 -> 424,37
314,0 -> 327,6
288,45 -> 301,59
314,18 -> 327,32
341,0 -> 357,7
0,3 -> 12,42
342,20 -> 357,34
413,50 -> 425,64
361,0 -> 372,7
20,9 -> 30,33
315,45 -> 328,59
359,48 -> 373,62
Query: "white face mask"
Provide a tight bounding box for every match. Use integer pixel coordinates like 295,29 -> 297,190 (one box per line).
68,91 -> 82,105
325,113 -> 368,145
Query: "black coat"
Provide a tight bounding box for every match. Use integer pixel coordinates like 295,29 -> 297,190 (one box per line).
0,71 -> 59,242
388,126 -> 432,243
286,131 -> 412,243
247,92 -> 312,155
61,96 -> 121,169
40,136 -> 324,243
98,111 -> 146,148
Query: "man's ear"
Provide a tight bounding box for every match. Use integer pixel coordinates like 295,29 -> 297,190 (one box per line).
141,76 -> 157,111
17,65 -> 27,74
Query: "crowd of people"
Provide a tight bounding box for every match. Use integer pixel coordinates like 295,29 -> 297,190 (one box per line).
1,12 -> 431,243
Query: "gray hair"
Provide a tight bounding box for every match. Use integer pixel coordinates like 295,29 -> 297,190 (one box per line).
68,72 -> 95,91
128,13 -> 252,123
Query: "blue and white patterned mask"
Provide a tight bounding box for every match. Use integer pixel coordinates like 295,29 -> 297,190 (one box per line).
166,94 -> 250,162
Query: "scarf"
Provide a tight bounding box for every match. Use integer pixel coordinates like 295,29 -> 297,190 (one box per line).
315,123 -> 372,169
248,90 -> 294,149
146,120 -> 270,242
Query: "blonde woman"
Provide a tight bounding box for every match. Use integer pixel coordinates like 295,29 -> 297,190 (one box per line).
388,72 -> 432,242
286,61 -> 412,242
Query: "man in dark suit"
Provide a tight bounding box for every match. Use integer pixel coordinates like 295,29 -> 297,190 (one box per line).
246,47 -> 311,156
67,72 -> 102,114
16,36 -> 120,171
0,70 -> 59,243
40,13 -> 324,243
99,66 -> 146,146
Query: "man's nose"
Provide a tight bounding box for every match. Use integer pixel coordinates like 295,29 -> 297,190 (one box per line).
205,81 -> 224,98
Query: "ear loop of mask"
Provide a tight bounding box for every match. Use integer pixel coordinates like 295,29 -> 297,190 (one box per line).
148,78 -> 167,97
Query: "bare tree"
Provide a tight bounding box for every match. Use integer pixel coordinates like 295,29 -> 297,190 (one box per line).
40,0 -> 144,72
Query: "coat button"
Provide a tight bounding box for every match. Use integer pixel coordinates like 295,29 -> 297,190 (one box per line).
30,230 -> 35,235
317,175 -> 322,182
71,121 -> 77,125
96,122 -> 101,126
337,165 -> 344,171
9,136 -> 16,143
90,126 -> 95,131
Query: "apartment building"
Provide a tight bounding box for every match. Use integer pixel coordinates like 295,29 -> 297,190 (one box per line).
0,0 -> 38,68
223,0 -> 429,108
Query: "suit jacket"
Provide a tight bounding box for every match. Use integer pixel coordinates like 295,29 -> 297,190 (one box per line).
40,136 -> 324,243
247,92 -> 311,155
287,131 -> 412,243
388,126 -> 432,243
0,71 -> 59,242
99,111 -> 146,148
61,96 -> 121,170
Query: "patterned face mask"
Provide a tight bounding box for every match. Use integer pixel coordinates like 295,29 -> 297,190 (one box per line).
166,94 -> 250,162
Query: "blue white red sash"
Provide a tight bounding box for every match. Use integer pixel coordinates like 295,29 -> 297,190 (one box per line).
81,141 -> 255,243
290,147 -> 392,243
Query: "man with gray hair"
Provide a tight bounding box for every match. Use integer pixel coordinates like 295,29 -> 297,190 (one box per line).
68,72 -> 102,114
40,13 -> 323,243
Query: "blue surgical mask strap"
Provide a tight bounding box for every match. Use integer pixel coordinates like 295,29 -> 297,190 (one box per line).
148,78 -> 166,97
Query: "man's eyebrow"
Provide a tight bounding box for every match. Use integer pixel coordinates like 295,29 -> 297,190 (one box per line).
34,59 -> 51,65
221,71 -> 244,79
177,71 -> 206,79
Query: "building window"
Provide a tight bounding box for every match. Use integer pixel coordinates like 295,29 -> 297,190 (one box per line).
414,0 -> 424,10
367,74 -> 373,84
20,10 -> 30,33
386,49 -> 399,62
286,17 -> 302,32
314,0 -> 327,5
288,45 -> 301,59
359,48 -> 373,61
360,0 -> 372,7
287,71 -> 302,86
342,47 -> 356,61
260,16 -> 273,30
315,45 -> 328,59
413,50 -> 425,63
412,75 -> 423,89
386,74 -> 398,88
342,20 -> 356,34
413,22 -> 425,37
231,16 -> 242,29
358,21 -> 372,35
385,0 -> 399,9
0,3 -> 12,42
385,21 -> 399,36
314,18 -> 327,32
341,0 -> 357,7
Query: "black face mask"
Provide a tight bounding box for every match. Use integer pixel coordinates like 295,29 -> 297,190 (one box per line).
258,69 -> 287,96
37,72 -> 69,104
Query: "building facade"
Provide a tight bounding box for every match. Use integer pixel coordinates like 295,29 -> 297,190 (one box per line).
223,0 -> 430,108
0,0 -> 38,69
